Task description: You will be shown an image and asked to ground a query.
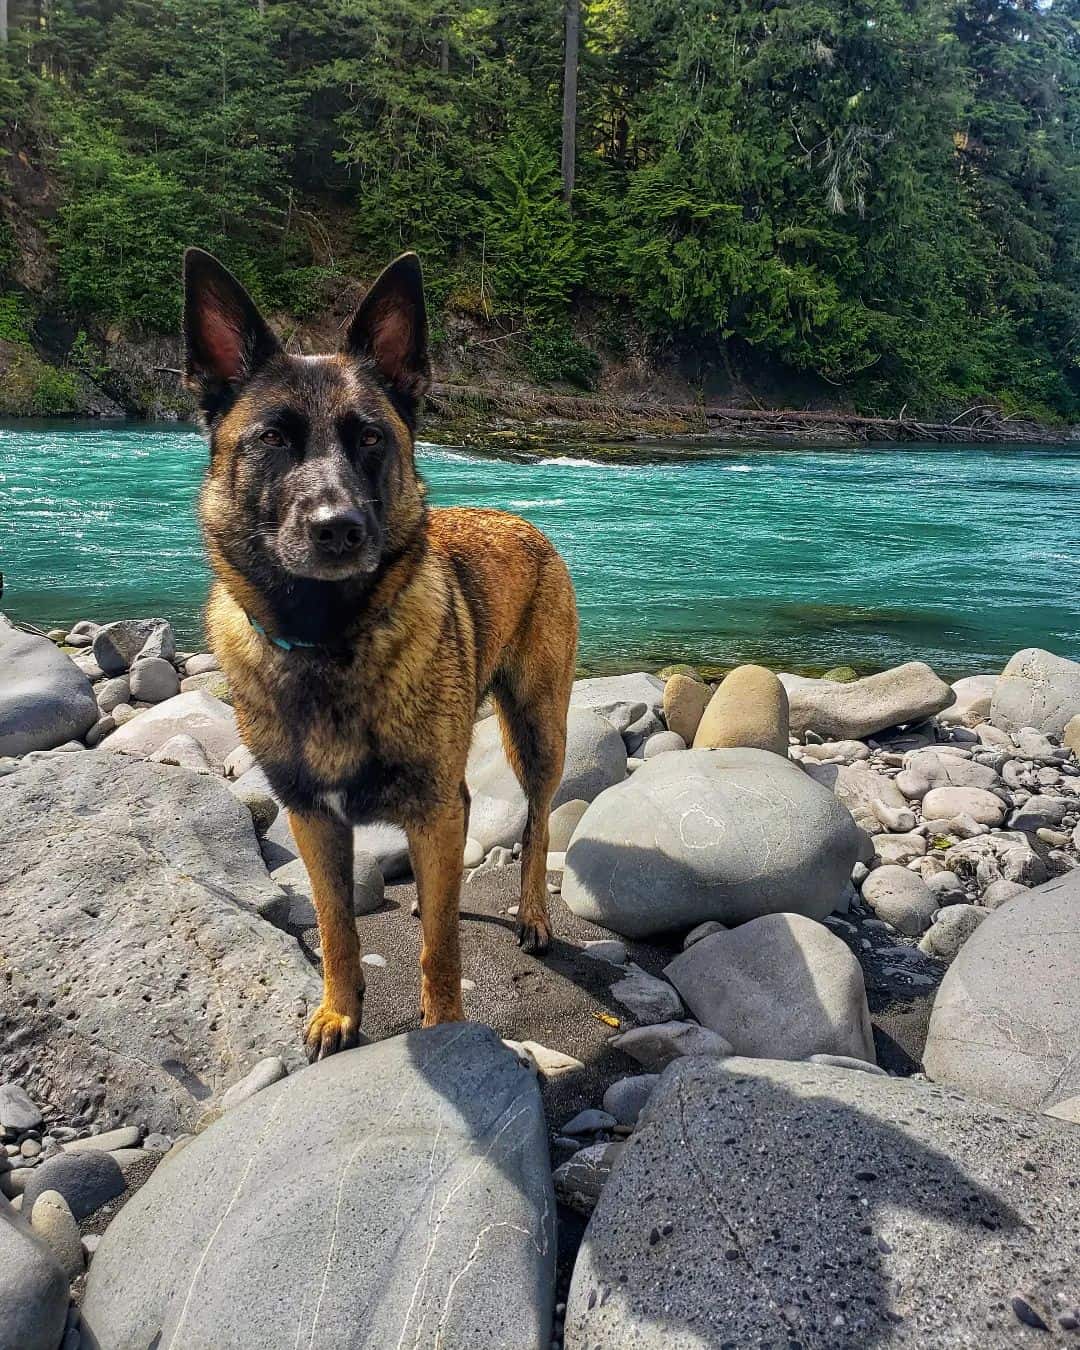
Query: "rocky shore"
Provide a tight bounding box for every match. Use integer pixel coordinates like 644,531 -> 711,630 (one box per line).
1,610 -> 1079,1348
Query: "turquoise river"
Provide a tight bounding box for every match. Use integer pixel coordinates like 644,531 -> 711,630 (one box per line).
1,421 -> 1078,677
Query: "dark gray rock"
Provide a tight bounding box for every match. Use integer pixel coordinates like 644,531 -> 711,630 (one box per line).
21,1150 -> 124,1221
0,1204 -> 69,1350
92,618 -> 175,676
81,1025 -> 555,1350
563,748 -> 861,938
0,1084 -> 44,1135
565,1056 -> 1080,1349
924,869 -> 1080,1111
601,1075 -> 659,1127
0,618 -> 99,756
665,913 -> 876,1063
0,753 -> 319,1132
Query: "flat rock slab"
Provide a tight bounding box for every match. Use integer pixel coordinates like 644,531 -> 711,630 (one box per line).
924,868 -> 1080,1111
0,753 -> 319,1132
81,1024 -> 556,1350
782,662 -> 955,740
566,1056 -> 1080,1348
0,616 -> 99,756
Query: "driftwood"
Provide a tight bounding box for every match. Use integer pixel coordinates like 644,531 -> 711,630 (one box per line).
428,382 -> 1072,445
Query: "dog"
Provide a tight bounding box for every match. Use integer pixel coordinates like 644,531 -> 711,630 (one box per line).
183,248 -> 577,1060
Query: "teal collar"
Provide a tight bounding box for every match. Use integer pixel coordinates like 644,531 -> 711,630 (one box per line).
248,615 -> 320,652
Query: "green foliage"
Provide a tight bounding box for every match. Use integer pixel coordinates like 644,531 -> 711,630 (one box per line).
0,350 -> 81,416
0,292 -> 32,346
523,323 -> 600,388
0,0 -> 1075,415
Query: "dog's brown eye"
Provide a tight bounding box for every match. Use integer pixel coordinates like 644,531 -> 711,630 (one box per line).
359,426 -> 383,448
259,429 -> 286,448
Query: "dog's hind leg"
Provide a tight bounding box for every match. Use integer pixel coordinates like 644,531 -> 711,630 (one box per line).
407,800 -> 467,1025
494,562 -> 577,955
289,810 -> 364,1061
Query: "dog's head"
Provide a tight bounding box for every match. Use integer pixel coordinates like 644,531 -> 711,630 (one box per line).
185,250 -> 429,590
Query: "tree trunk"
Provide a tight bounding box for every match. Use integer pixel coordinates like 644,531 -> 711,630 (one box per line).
560,0 -> 580,205
0,0 -> 8,47
439,34 -> 449,75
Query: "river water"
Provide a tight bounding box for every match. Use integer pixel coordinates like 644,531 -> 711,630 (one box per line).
1,420 -> 1077,676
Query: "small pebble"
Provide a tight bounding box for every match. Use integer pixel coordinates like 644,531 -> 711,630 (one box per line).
361,954 -> 386,968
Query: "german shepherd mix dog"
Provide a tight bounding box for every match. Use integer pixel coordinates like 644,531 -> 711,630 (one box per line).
183,249 -> 577,1060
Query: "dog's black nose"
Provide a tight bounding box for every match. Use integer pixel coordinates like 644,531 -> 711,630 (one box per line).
310,508 -> 367,556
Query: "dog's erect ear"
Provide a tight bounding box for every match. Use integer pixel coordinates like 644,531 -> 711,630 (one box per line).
183,248 -> 279,419
344,253 -> 431,418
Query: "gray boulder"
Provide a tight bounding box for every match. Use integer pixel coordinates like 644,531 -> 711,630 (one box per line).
0,618 -> 98,756
861,865 -> 937,936
565,1056 -> 1080,1349
924,869 -> 1080,1111
128,656 -> 180,703
800,759 -> 908,836
81,1025 -> 555,1350
664,913 -> 875,1063
0,753 -> 319,1132
260,810 -> 413,882
563,748 -> 861,938
101,689 -> 240,770
781,661 -> 955,739
21,1150 -> 125,1221
468,708 -> 626,818
938,674 -> 998,727
92,617 -> 175,675
0,1084 -> 44,1135
570,672 -> 665,725
0,1205 -> 69,1350
918,903 -> 987,962
610,1021 -> 733,1072
269,849 -> 384,927
990,647 -> 1080,737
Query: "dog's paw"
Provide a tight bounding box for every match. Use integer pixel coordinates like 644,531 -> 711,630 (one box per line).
410,895 -> 421,918
420,979 -> 465,1028
515,917 -> 551,956
304,1001 -> 362,1062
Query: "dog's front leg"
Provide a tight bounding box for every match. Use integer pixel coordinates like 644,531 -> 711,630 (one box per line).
289,810 -> 364,1061
407,805 -> 466,1027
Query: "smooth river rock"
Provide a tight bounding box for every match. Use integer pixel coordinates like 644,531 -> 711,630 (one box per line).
81,1025 -> 555,1350
990,647 -> 1080,737
0,616 -> 99,756
563,748 -> 861,938
0,753 -> 319,1131
924,869 -> 1080,1112
691,664 -> 789,755
570,672 -> 665,724
467,707 -> 626,826
664,914 -> 875,1063
662,673 -> 712,744
92,617 -> 176,675
101,688 -> 241,770
564,1056 -> 1080,1349
782,661 -> 955,740
0,1205 -> 69,1350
